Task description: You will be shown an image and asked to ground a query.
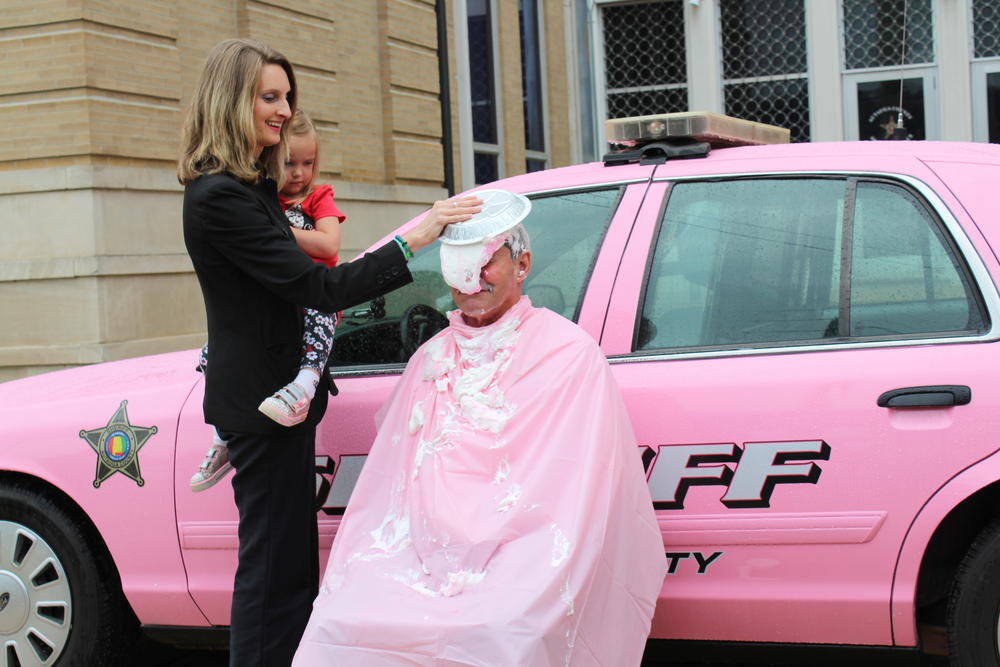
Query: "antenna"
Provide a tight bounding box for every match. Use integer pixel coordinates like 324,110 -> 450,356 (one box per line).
892,0 -> 909,140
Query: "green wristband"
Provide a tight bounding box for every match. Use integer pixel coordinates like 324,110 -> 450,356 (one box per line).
394,235 -> 413,261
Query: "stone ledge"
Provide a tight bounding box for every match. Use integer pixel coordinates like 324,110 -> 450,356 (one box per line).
0,165 -> 184,194
0,254 -> 194,282
0,332 -> 205,368
0,164 -> 447,202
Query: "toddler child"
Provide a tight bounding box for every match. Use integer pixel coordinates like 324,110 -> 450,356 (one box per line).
190,109 -> 346,492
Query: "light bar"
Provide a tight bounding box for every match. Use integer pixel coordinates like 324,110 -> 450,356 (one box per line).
605,111 -> 790,148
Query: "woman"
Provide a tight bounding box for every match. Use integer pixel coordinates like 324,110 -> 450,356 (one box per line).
178,38 -> 478,667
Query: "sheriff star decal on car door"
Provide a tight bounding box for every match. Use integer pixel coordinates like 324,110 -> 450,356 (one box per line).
79,400 -> 156,488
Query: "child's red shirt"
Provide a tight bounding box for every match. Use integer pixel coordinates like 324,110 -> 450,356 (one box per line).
279,184 -> 346,267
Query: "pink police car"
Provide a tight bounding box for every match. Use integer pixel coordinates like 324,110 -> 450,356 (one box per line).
2,112 -> 1000,666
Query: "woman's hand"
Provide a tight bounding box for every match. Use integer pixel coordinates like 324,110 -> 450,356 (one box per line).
401,196 -> 483,254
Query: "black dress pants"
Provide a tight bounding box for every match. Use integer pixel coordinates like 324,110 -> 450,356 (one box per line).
222,427 -> 319,667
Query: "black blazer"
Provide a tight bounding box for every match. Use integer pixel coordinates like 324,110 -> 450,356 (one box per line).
183,171 -> 412,434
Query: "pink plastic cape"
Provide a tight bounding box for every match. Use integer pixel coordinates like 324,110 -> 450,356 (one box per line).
294,297 -> 666,666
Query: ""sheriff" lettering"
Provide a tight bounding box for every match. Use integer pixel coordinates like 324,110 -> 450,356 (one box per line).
316,440 -> 830,514
644,440 -> 830,510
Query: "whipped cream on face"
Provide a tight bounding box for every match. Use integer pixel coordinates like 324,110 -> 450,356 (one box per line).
440,235 -> 506,295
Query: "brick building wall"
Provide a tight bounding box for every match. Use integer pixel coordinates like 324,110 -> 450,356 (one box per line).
0,0 -> 468,381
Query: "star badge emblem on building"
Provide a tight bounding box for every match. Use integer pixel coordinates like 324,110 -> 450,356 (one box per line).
79,400 -> 157,488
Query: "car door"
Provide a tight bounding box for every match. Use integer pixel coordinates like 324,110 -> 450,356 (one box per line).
602,171 -> 1000,646
173,176 -> 655,623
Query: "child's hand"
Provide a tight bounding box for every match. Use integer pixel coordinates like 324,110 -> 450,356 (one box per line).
402,196 -> 483,253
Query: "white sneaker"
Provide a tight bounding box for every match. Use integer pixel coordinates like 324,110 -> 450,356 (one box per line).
258,382 -> 311,426
189,444 -> 232,492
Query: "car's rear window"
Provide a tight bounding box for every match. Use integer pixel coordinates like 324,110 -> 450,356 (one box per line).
635,177 -> 987,352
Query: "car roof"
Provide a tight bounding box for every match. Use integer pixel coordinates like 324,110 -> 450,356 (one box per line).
488,141 -> 1000,195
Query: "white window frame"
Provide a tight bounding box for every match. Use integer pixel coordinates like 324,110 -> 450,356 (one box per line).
455,0 -> 504,187
971,60 -> 1000,142
842,67 -> 940,140
589,0 -> 611,136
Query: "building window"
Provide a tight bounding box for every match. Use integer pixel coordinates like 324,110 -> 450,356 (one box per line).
972,0 -> 1000,142
982,71 -> 1000,142
598,0 -> 688,120
841,0 -> 937,141
720,0 -> 810,142
842,0 -> 934,69
468,0 -> 501,184
520,0 -> 548,171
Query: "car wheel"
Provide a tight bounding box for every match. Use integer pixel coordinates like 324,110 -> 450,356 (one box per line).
0,483 -> 136,666
947,517 -> 1000,666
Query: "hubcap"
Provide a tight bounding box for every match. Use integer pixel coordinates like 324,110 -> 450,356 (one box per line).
0,521 -> 72,666
0,573 -> 28,634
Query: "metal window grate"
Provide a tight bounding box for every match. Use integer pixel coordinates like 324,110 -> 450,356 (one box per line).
721,0 -> 806,79
843,0 -> 934,70
974,0 -> 1000,59
720,0 -> 810,142
725,79 -> 810,142
601,0 -> 688,119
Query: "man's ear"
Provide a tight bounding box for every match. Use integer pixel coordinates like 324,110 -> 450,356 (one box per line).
516,251 -> 531,283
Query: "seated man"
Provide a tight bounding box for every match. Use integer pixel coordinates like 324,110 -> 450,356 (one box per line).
294,222 -> 665,666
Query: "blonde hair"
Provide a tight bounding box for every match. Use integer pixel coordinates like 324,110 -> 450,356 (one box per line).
286,108 -> 320,200
178,39 -> 297,185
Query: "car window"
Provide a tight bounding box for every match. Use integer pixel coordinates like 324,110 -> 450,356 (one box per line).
850,182 -> 985,336
635,177 -> 986,352
330,187 -> 621,368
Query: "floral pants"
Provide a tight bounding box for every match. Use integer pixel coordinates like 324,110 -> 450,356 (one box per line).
285,203 -> 339,373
